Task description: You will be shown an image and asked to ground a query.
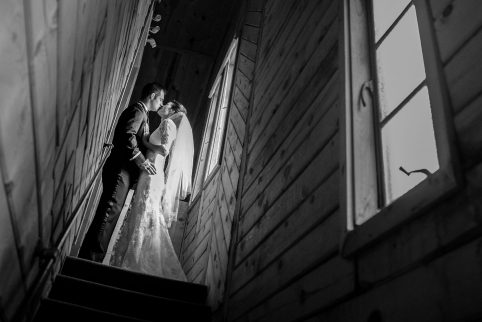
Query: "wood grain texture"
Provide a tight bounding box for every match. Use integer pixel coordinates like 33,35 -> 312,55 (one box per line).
221,0 -> 482,320
0,0 -> 152,318
180,5 -> 263,312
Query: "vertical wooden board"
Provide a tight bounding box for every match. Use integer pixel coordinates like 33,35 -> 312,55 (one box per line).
220,163 -> 236,219
64,155 -> 76,218
40,154 -> 55,246
226,120 -> 243,166
184,199 -> 201,248
0,0 -> 39,278
65,102 -> 81,168
239,39 -> 257,62
73,130 -> 87,207
232,87 -> 250,125
235,71 -> 252,106
24,0 -> 58,174
185,231 -> 210,276
70,0 -> 90,108
82,41 -> 103,137
0,171 -> 25,321
81,0 -> 102,75
209,224 -> 227,308
223,152 -> 240,198
168,201 -> 189,257
205,249 -> 216,301
242,25 -> 260,44
237,53 -> 256,84
57,0 -> 78,139
53,130 -> 67,194
218,172 -> 234,235
184,206 -> 213,265
229,102 -> 246,144
198,200 -> 217,240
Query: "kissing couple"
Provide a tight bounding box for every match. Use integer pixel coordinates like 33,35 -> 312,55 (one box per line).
79,82 -> 193,281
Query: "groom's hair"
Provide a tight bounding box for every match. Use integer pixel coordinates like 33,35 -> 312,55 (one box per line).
141,82 -> 166,99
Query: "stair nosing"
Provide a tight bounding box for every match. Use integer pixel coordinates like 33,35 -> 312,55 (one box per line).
52,274 -> 210,309
41,298 -> 152,322
63,256 -> 206,290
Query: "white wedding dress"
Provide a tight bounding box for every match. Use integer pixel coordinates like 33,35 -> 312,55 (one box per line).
108,118 -> 187,281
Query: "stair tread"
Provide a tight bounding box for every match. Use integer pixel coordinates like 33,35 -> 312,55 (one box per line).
61,256 -> 207,303
49,274 -> 211,321
36,298 -> 151,322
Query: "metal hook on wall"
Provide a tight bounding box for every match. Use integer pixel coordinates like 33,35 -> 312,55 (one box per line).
146,38 -> 157,48
399,166 -> 431,178
149,25 -> 160,34
358,79 -> 374,109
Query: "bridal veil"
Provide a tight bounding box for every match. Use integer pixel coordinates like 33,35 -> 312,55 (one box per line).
163,112 -> 194,227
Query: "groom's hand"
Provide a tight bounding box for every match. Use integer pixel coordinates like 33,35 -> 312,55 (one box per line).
140,160 -> 156,175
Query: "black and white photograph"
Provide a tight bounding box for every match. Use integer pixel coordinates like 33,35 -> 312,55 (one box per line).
0,0 -> 481,321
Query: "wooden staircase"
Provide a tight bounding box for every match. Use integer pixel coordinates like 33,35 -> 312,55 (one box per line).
34,256 -> 211,321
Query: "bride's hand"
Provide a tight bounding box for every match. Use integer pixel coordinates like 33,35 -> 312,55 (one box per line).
143,139 -> 167,156
152,145 -> 167,156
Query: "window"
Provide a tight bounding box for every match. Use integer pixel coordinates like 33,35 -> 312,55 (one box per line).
341,0 -> 460,254
191,38 -> 238,199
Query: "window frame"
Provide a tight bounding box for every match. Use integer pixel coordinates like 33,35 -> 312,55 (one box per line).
339,0 -> 461,256
191,38 -> 239,201
205,68 -> 229,181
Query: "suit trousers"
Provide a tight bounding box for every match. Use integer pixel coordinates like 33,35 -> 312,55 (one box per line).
79,157 -> 138,262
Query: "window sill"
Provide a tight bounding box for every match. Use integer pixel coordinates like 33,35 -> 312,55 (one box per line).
341,168 -> 461,257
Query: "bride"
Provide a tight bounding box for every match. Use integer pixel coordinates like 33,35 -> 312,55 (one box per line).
107,100 -> 193,281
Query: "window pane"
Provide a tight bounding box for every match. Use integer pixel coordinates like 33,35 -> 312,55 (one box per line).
193,92 -> 219,197
372,0 -> 411,42
375,5 -> 426,120
205,46 -> 237,179
205,82 -> 223,179
381,86 -> 439,204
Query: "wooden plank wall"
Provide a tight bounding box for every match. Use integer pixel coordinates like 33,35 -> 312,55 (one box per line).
179,0 -> 265,314
221,0 -> 482,321
0,0 -> 152,319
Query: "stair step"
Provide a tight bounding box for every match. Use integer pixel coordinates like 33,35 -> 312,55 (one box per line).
34,298 -> 150,322
49,274 -> 211,321
61,256 -> 207,304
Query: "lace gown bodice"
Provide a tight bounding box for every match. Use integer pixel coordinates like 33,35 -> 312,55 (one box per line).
109,119 -> 186,281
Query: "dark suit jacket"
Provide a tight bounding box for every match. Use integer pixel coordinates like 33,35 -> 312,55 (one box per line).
110,102 -> 148,168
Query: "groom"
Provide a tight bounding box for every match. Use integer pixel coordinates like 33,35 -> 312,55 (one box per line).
79,82 -> 167,262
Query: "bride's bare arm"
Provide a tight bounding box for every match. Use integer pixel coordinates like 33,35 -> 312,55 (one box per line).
143,133 -> 168,156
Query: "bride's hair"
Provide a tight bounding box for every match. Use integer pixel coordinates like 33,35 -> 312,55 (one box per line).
170,100 -> 187,115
